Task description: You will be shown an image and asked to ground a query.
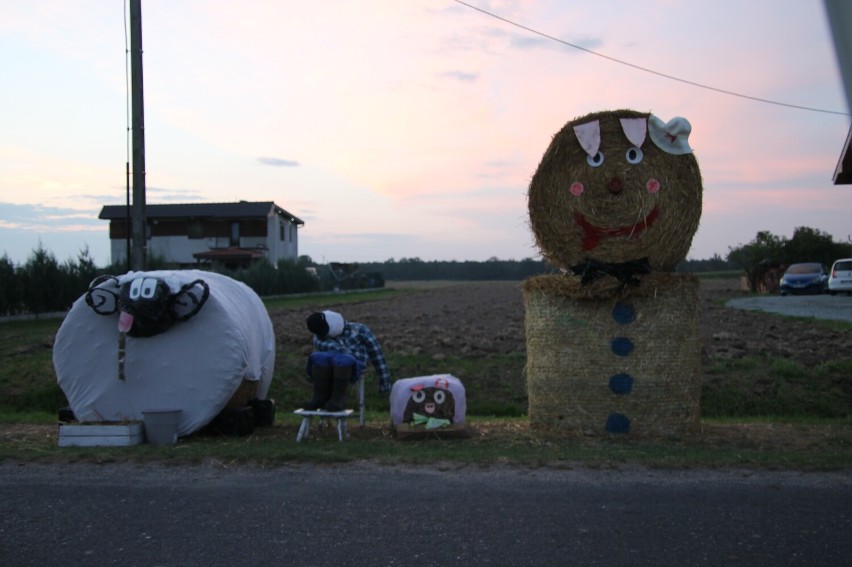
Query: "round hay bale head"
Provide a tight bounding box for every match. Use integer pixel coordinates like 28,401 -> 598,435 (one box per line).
523,273 -> 702,436
528,109 -> 703,272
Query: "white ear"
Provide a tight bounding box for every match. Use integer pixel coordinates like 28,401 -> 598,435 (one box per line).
620,118 -> 647,147
648,115 -> 692,155
573,120 -> 600,157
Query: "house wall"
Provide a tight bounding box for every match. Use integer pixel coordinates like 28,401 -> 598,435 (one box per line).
267,213 -> 299,264
107,213 -> 299,267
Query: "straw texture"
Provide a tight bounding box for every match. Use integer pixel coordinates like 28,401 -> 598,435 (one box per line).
523,273 -> 702,436
527,109 -> 703,272
226,379 -> 259,408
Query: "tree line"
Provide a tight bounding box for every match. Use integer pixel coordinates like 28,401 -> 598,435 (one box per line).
355,257 -> 557,281
2,226 -> 849,314
724,226 -> 851,291
0,245 -> 323,317
0,245 -> 99,317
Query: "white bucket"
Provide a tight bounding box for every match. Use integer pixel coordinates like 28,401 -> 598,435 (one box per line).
142,409 -> 182,445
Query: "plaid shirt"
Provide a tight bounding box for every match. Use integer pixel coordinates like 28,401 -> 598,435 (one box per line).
313,322 -> 391,392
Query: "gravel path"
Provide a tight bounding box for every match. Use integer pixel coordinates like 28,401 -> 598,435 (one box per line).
726,294 -> 852,323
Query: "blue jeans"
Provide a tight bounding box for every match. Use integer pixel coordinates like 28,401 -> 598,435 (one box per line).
306,352 -> 361,384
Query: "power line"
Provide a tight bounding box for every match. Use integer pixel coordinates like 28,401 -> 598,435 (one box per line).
453,0 -> 850,117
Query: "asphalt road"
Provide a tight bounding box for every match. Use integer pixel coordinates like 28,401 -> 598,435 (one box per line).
1,463 -> 850,566
727,292 -> 852,323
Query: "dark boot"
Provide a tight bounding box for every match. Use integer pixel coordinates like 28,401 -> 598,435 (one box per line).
323,365 -> 352,412
300,364 -> 333,410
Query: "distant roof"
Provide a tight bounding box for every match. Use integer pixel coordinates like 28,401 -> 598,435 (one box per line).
833,125 -> 852,185
98,201 -> 304,225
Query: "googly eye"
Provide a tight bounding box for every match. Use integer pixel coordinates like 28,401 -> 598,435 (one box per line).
434,390 -> 446,404
412,391 -> 426,403
140,278 -> 158,299
129,278 -> 143,300
586,151 -> 604,168
625,146 -> 644,164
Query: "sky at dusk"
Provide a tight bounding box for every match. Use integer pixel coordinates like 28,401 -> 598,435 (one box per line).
1,0 -> 850,267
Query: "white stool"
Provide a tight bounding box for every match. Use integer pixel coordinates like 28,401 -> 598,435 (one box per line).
294,409 -> 355,442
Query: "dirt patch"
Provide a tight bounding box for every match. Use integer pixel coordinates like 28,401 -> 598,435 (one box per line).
698,279 -> 852,367
274,278 -> 851,369
274,281 -> 526,360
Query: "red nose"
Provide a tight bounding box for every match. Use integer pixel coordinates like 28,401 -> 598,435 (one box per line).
608,177 -> 624,194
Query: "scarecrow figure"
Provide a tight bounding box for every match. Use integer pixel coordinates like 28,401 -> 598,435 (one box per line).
524,109 -> 704,435
302,310 -> 391,412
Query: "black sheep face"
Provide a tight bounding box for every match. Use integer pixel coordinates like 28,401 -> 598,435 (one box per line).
118,276 -> 176,337
402,386 -> 455,424
85,273 -> 210,338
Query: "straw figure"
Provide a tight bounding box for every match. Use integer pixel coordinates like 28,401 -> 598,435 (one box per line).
524,109 -> 703,435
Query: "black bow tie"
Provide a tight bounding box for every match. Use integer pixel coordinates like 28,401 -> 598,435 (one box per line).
570,258 -> 652,286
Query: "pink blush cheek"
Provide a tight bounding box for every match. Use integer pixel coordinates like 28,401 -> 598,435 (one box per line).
646,178 -> 660,194
569,182 -> 585,196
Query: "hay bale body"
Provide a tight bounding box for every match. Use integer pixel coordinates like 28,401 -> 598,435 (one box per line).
524,273 -> 701,435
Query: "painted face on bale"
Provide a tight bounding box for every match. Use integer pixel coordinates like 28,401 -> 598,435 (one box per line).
528,109 -> 703,272
402,385 -> 456,425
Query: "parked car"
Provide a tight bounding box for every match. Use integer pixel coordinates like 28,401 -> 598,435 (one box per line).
828,258 -> 852,295
779,262 -> 828,295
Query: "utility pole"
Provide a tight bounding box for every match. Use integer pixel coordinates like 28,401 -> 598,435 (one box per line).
129,0 -> 146,270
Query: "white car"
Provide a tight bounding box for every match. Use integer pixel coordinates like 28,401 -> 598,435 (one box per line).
828,258 -> 852,295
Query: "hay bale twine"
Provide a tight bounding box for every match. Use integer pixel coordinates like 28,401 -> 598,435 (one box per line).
527,109 -> 703,272
523,273 -> 701,436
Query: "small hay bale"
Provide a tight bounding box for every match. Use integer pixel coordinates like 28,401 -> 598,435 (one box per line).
226,379 -> 259,408
523,273 -> 701,436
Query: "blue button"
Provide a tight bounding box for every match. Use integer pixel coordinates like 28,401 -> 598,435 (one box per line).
612,302 -> 635,324
609,373 -> 634,394
605,413 -> 631,434
611,337 -> 634,356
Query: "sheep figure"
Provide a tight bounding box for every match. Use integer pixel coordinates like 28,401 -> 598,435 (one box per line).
54,270 -> 275,437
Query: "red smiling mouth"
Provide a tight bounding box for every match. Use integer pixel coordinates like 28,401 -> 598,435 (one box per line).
574,206 -> 660,251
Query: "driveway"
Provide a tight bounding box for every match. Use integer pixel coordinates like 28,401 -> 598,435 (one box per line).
727,293 -> 852,323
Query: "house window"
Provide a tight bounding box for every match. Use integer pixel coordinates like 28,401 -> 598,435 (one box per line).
187,222 -> 203,239
280,222 -> 286,241
230,222 -> 240,246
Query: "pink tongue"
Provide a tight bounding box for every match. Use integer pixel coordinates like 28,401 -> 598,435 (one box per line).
118,312 -> 134,333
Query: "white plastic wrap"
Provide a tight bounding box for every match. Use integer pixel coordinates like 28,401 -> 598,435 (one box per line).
53,270 -> 275,436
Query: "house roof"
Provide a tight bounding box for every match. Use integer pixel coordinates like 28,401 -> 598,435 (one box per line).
824,1 -> 852,184
98,201 -> 304,225
833,125 -> 852,185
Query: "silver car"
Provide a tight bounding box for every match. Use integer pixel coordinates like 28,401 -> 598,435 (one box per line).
828,258 -> 852,295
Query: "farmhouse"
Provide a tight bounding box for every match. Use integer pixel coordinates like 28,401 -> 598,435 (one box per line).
98,201 -> 304,270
